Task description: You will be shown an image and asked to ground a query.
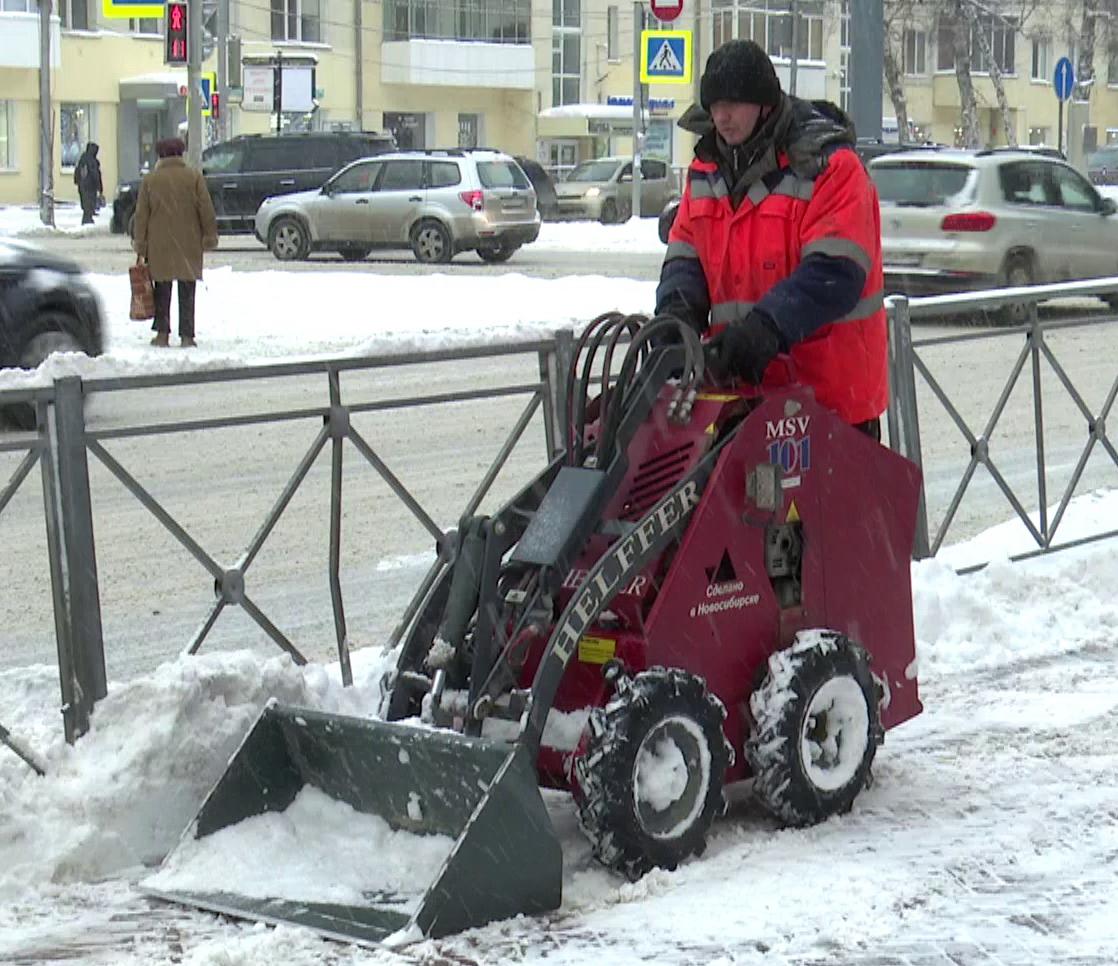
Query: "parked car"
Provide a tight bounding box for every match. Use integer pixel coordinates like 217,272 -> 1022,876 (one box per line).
0,239 -> 104,428
1086,145 -> 1118,186
111,130 -> 397,236
255,148 -> 541,264
871,148 -> 1118,322
513,155 -> 560,221
553,157 -> 674,224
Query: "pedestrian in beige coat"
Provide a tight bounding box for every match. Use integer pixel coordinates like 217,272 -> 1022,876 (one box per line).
133,137 -> 218,348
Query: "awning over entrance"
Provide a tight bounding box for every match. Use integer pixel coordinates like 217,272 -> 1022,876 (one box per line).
537,103 -> 651,138
119,72 -> 188,101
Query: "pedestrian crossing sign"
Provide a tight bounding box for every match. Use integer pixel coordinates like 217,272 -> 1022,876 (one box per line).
640,30 -> 692,85
103,0 -> 164,18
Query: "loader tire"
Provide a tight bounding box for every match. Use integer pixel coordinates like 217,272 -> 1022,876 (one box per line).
747,631 -> 879,828
573,667 -> 732,881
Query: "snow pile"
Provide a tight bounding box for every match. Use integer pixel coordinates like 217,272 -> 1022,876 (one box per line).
0,648 -> 393,897
0,203 -> 112,238
146,785 -> 454,909
0,268 -> 657,391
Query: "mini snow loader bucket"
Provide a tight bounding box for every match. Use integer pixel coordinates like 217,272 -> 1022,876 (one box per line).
142,702 -> 562,945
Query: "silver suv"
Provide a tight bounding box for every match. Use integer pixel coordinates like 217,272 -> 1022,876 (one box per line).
871,148 -> 1118,320
255,149 -> 541,264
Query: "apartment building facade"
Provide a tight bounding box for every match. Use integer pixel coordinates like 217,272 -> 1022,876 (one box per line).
2,0 -> 1118,206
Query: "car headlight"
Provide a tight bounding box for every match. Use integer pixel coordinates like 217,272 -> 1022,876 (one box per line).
585,187 -> 601,198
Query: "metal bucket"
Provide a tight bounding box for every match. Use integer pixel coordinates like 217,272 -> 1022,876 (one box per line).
141,702 -> 562,945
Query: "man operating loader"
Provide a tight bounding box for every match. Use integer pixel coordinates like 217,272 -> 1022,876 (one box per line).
656,39 -> 888,439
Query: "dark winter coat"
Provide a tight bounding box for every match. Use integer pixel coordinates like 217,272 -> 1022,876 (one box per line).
655,95 -> 888,425
73,143 -> 103,200
132,157 -> 219,282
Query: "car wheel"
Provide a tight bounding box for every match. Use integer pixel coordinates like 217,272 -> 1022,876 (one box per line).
995,255 -> 1034,326
411,220 -> 453,264
600,200 -> 619,224
268,217 -> 310,261
3,313 -> 90,430
477,245 -> 518,264
337,246 -> 371,262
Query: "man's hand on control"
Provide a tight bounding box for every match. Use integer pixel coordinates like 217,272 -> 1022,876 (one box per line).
704,310 -> 783,385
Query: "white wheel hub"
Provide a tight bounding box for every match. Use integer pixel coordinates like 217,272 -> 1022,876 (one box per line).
632,714 -> 711,840
800,676 -> 869,792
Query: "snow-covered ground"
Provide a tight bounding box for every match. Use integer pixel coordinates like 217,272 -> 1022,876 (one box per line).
2,489 -> 1117,965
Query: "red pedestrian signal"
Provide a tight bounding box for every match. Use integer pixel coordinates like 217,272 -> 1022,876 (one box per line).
165,2 -> 188,65
210,92 -> 220,119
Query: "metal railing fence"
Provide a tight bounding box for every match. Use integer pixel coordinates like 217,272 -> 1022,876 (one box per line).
887,278 -> 1118,570
0,334 -> 574,744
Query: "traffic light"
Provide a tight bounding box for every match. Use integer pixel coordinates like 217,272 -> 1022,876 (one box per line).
165,2 -> 188,65
210,92 -> 220,119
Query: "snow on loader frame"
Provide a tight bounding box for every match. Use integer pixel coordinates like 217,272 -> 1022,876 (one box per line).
143,313 -> 924,945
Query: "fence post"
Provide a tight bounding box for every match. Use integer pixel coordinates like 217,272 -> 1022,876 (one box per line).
886,298 -> 931,560
540,329 -> 575,459
39,377 -> 106,741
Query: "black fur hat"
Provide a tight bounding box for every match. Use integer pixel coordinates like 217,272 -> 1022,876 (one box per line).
700,40 -> 782,111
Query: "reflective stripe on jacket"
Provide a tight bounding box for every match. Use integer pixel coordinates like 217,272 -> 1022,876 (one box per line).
663,146 -> 887,425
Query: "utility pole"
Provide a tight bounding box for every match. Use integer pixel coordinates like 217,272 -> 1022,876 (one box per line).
217,0 -> 230,142
788,0 -> 799,96
354,0 -> 363,128
38,0 -> 54,226
187,0 -> 203,165
850,0 -> 883,140
631,0 -> 643,219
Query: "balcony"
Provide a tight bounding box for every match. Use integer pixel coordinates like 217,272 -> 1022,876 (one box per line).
381,38 -> 535,90
0,12 -> 61,69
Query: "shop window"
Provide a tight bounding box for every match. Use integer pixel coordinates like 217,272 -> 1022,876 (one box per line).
61,103 -> 93,169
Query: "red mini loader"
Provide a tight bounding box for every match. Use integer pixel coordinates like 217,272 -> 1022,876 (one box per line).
145,314 -> 923,945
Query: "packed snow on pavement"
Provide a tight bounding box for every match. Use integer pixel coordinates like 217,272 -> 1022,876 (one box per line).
2,202 -> 1118,964
2,490 -> 1118,965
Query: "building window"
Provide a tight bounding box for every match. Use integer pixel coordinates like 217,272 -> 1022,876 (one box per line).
937,15 -> 1016,74
130,17 -> 160,33
384,111 -> 426,150
553,0 -> 581,106
839,0 -> 850,113
607,5 -> 619,60
0,102 -> 13,169
458,112 -> 480,148
1,0 -> 38,11
60,103 -> 93,169
383,0 -> 530,43
711,0 -> 824,62
58,0 -> 88,30
1028,126 -> 1049,145
1109,45 -> 1118,85
272,0 -> 321,43
1031,37 -> 1049,81
903,29 -> 926,75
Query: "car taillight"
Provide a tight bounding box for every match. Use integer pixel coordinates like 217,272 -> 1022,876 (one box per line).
940,211 -> 996,232
459,190 -> 484,211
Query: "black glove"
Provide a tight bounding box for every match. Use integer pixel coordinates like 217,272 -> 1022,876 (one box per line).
704,310 -> 784,385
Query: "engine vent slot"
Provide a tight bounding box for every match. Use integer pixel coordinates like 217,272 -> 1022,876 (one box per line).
620,443 -> 695,520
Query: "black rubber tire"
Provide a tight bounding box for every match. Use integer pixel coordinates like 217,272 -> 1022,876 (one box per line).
573,667 -> 732,881
599,200 -> 618,225
411,220 -> 453,264
477,245 -> 518,264
268,217 -> 310,261
748,631 -> 880,828
337,246 -> 371,262
994,255 -> 1034,326
2,312 -> 90,430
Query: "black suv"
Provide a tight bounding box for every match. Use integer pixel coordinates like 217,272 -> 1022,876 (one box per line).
1,239 -> 104,428
111,130 -> 396,236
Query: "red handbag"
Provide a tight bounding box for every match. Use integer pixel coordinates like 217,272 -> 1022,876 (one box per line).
129,259 -> 155,321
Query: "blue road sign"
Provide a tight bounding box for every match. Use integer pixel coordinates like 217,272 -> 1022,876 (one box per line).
640,30 -> 692,85
1054,57 -> 1075,101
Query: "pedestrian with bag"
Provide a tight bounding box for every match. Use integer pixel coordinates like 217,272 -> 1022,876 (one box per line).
132,137 -> 218,348
656,40 -> 887,439
73,142 -> 103,226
